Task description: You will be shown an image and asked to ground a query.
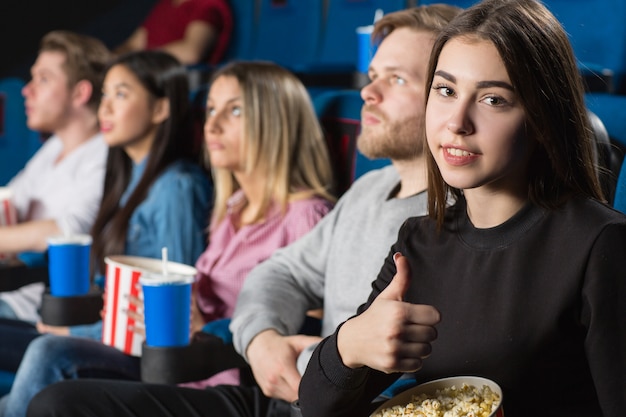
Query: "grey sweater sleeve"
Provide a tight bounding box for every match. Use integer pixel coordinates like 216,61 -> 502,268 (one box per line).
231,166 -> 425,370
230,196 -> 345,360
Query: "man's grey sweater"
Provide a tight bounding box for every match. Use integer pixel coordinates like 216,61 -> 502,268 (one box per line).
230,165 -> 428,373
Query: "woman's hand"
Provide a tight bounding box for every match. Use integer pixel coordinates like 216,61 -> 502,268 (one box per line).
36,322 -> 70,336
127,282 -> 145,338
337,253 -> 440,373
190,289 -> 205,338
100,290 -> 107,321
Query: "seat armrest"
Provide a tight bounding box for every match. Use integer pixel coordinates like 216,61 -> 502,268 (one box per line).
140,331 -> 248,385
0,262 -> 48,292
39,287 -> 103,326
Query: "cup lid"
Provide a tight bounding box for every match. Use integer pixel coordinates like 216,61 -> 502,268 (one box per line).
104,255 -> 197,276
47,234 -> 92,246
140,273 -> 195,286
0,187 -> 14,201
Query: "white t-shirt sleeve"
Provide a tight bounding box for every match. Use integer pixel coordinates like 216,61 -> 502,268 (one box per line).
7,134 -> 108,235
54,136 -> 108,235
7,137 -> 62,221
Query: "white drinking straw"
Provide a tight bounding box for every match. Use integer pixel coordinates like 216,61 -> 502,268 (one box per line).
161,246 -> 168,276
373,9 -> 383,24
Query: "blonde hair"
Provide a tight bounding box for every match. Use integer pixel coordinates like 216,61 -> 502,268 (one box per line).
208,61 -> 335,226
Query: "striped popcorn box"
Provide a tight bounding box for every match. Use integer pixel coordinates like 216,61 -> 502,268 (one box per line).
102,255 -> 197,357
0,187 -> 18,261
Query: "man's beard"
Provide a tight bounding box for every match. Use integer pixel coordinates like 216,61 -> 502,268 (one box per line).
357,106 -> 423,161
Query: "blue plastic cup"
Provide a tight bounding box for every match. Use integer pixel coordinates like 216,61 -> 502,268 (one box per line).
141,273 -> 194,347
47,235 -> 92,297
356,25 -> 375,74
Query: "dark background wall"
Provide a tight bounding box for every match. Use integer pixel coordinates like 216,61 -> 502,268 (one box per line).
0,0 -> 158,80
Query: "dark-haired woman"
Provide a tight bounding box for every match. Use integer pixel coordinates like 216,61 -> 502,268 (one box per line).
0,50 -> 211,417
298,0 -> 626,416
88,52 -> 211,277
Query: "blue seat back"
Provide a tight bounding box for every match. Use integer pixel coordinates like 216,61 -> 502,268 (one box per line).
613,158 -> 626,214
585,93 -> 626,148
0,78 -> 43,186
420,1 -> 626,92
0,371 -> 15,396
541,1 -> 626,92
314,89 -> 390,195
586,109 -> 622,204
223,0 -> 257,60
316,0 -> 406,71
418,0 -> 479,8
251,0 -> 323,72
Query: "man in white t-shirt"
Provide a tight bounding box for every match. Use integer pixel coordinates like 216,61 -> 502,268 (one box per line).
0,31 -> 111,322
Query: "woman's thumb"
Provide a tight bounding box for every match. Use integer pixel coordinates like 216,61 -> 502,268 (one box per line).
379,252 -> 411,301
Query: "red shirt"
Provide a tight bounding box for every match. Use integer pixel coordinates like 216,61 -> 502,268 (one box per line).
142,0 -> 232,64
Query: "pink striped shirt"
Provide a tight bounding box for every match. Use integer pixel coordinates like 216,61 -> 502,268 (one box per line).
195,191 -> 333,321
183,190 -> 333,388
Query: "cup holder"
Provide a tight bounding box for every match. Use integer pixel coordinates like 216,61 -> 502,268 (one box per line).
40,286 -> 103,326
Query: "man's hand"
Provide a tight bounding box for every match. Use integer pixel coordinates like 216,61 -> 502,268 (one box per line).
190,290 -> 205,337
337,253 -> 440,373
36,322 -> 70,336
247,329 -> 322,402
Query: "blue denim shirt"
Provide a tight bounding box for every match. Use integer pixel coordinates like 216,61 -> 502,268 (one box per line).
121,158 -> 212,266
70,158 -> 212,339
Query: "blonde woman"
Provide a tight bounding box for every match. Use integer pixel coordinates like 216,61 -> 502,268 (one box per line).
194,61 -> 335,333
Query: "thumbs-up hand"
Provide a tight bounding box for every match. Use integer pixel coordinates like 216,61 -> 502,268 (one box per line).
380,252 -> 412,301
337,253 -> 440,374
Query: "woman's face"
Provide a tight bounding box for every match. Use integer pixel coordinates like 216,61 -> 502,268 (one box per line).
204,75 -> 244,172
98,64 -> 164,162
425,37 -> 530,195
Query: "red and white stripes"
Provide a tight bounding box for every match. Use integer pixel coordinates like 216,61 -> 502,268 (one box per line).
102,259 -> 144,357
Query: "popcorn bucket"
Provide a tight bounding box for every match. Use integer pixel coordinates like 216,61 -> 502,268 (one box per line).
0,187 -> 18,261
102,255 -> 197,357
370,376 -> 504,417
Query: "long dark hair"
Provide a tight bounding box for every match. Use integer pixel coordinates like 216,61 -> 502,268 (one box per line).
424,0 -> 604,228
90,50 -> 194,274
